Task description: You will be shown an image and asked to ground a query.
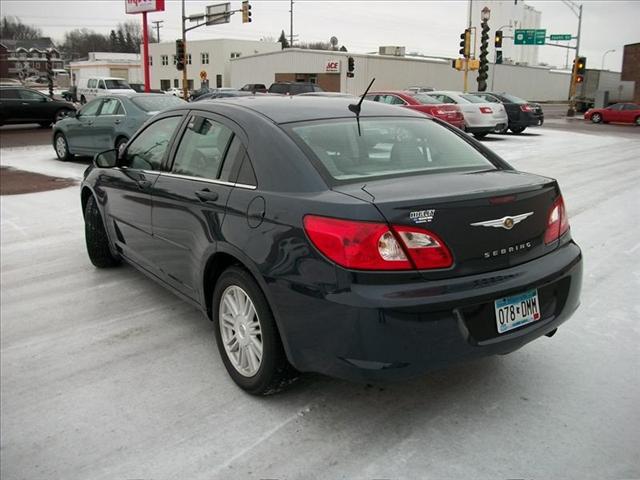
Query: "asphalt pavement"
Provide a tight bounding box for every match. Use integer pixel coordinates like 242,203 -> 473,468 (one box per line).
1,123 -> 639,479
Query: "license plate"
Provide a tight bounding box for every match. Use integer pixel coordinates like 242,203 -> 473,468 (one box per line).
494,289 -> 541,334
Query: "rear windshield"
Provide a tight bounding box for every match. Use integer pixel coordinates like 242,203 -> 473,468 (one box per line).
460,94 -> 487,103
131,95 -> 185,112
499,93 -> 527,104
289,117 -> 496,182
412,93 -> 441,105
104,79 -> 131,90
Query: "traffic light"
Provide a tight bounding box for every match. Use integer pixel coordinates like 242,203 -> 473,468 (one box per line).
494,30 -> 503,49
459,29 -> 471,58
242,1 -> 252,23
347,56 -> 355,73
176,39 -> 185,71
575,56 -> 586,83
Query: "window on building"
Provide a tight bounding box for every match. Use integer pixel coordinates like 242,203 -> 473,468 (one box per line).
172,54 -> 177,65
216,74 -> 222,88
186,53 -> 192,65
161,55 -> 168,66
149,56 -> 153,66
230,52 -> 241,59
174,79 -> 179,88
201,52 -> 209,64
187,79 -> 194,90
160,79 -> 171,90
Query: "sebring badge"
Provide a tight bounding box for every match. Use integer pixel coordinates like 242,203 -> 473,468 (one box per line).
470,212 -> 534,230
410,209 -> 435,224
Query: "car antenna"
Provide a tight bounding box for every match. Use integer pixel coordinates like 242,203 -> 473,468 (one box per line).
348,78 -> 375,136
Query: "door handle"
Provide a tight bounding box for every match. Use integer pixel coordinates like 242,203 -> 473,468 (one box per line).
195,189 -> 219,203
137,179 -> 152,189
21,102 -> 29,105
114,119 -> 121,124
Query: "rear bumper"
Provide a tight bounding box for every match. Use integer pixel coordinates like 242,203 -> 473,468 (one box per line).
466,126 -> 495,134
510,112 -> 544,128
269,241 -> 582,382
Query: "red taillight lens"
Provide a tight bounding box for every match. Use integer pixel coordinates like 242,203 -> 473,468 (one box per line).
520,104 -> 533,112
480,107 -> 493,114
303,215 -> 453,271
544,196 -> 570,244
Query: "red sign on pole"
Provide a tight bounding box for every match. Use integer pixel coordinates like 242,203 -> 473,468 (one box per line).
126,0 -> 164,93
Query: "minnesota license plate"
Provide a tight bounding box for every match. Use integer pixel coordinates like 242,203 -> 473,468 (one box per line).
494,289 -> 541,334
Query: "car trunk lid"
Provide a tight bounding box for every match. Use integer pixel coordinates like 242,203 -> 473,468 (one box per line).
333,169 -> 560,278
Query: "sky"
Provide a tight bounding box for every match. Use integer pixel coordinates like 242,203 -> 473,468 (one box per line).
2,0 -> 638,71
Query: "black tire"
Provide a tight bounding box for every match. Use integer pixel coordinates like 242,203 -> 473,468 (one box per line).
591,112 -> 602,124
510,126 -> 527,134
80,95 -> 87,105
53,132 -> 73,161
635,116 -> 640,126
115,136 -> 129,155
212,266 -> 297,395
473,132 -> 488,140
54,108 -> 73,123
84,195 -> 121,268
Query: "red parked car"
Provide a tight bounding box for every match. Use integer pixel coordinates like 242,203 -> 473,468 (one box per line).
584,103 -> 640,125
365,90 -> 465,129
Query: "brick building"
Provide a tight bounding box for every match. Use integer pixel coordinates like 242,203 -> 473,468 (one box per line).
0,38 -> 64,80
621,42 -> 640,103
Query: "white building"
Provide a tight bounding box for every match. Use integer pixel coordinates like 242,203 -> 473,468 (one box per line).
230,48 -> 571,102
147,38 -> 281,91
470,0 -> 542,66
69,52 -> 143,86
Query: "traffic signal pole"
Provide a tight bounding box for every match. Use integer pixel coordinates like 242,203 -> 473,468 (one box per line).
566,2 -> 582,117
182,0 -> 189,100
463,0 -> 472,92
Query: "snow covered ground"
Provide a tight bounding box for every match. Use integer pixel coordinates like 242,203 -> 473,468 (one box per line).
1,126 -> 639,479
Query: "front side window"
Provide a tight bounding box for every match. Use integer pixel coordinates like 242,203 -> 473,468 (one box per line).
99,98 -> 123,115
123,116 -> 182,171
80,99 -> 102,116
0,89 -> 20,99
98,80 -> 106,90
172,116 -> 233,180
104,79 -> 130,89
289,117 -> 496,182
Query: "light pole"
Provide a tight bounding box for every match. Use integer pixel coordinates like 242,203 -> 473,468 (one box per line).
601,49 -> 615,70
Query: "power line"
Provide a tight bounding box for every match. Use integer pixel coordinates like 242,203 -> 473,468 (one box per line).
152,20 -> 164,42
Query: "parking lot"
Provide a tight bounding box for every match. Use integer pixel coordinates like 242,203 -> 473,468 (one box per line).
1,121 -> 639,479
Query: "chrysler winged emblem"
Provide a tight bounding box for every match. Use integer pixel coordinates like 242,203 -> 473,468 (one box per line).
470,212 -> 534,230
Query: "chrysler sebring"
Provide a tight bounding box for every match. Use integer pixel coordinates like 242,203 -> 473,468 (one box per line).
81,96 -> 582,395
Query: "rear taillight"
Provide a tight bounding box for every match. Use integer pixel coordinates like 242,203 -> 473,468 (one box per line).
303,215 -> 453,271
544,196 -> 570,244
520,104 -> 534,112
479,107 -> 493,114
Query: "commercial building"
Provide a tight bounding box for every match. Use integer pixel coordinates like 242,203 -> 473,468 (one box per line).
69,52 -> 143,86
0,38 -> 64,79
147,38 -> 280,91
470,0 -> 542,66
621,42 -> 640,103
230,48 -> 571,102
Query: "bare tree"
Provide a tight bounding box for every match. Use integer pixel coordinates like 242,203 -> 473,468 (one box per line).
0,16 -> 42,40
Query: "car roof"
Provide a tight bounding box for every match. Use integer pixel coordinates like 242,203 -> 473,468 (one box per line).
175,96 -> 425,124
103,92 -> 166,99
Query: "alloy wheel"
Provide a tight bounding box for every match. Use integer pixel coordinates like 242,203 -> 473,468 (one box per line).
219,285 -> 263,377
55,135 -> 67,159
592,113 -> 602,123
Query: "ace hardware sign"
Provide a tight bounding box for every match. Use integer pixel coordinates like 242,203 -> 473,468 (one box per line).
325,60 -> 341,73
125,0 -> 165,14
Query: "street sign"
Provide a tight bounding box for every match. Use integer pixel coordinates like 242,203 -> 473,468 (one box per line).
550,34 -> 572,41
206,3 -> 231,25
514,29 -> 546,45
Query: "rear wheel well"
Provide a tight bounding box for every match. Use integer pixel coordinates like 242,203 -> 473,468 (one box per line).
203,252 -> 243,319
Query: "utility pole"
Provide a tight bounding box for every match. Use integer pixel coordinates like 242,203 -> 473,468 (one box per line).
289,0 -> 294,48
152,20 -> 163,43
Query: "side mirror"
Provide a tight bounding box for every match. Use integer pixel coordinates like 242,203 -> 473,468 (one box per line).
67,110 -> 77,118
94,149 -> 118,168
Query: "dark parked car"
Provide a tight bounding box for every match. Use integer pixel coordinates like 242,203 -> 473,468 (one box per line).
268,82 -> 324,95
53,93 -> 185,160
0,86 -> 76,127
471,92 -> 544,133
239,83 -> 267,93
81,96 -> 582,395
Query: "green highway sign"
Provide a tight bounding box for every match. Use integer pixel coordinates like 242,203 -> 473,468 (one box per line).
514,29 -> 546,45
550,34 -> 572,41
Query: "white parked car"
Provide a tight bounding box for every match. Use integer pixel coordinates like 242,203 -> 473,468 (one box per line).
77,77 -> 136,104
164,87 -> 184,98
425,90 -> 508,139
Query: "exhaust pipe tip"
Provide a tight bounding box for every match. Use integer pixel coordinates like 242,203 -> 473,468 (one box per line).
545,328 -> 558,338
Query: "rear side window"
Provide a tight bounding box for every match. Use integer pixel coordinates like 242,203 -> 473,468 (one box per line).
79,99 -> 102,116
123,116 -> 182,171
172,116 -> 233,180
0,89 -> 19,99
19,90 -> 46,101
289,117 -> 495,183
99,98 -> 123,115
131,95 -> 184,112
269,84 -> 288,94
623,104 -> 639,111
88,79 -> 97,88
